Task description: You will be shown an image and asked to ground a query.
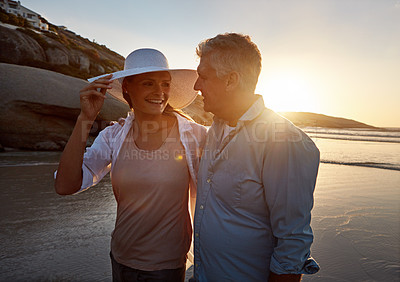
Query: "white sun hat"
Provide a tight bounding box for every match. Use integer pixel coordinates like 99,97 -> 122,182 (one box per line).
87,48 -> 198,109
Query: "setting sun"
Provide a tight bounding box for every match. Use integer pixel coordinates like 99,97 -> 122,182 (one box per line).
256,70 -> 320,113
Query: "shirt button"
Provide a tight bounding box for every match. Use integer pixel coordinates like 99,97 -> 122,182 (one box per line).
206,178 -> 211,183
195,233 -> 199,237
200,205 -> 204,210
195,263 -> 199,268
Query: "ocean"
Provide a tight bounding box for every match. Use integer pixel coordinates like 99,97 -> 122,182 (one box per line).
305,127 -> 400,171
0,126 -> 399,281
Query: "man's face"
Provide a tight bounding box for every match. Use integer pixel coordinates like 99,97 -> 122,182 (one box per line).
194,55 -> 229,116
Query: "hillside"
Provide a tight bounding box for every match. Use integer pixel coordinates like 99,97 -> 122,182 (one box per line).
280,112 -> 377,129
0,11 -> 124,79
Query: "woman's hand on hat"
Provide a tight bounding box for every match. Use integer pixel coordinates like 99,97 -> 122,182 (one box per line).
79,74 -> 113,121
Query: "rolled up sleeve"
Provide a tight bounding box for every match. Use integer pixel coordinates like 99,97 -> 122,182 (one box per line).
70,124 -> 122,193
76,125 -> 117,193
263,126 -> 320,275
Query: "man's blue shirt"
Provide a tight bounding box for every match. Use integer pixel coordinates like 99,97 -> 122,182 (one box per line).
193,96 -> 320,281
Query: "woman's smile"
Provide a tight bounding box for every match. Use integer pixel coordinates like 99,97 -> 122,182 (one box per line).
146,98 -> 165,105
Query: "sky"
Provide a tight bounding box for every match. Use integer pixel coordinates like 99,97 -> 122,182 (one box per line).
21,0 -> 400,127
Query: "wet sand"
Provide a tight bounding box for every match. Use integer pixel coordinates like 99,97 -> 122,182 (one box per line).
304,164 -> 400,281
0,163 -> 116,281
0,160 -> 399,281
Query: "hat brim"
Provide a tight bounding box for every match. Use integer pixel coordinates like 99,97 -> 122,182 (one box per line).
88,68 -> 199,109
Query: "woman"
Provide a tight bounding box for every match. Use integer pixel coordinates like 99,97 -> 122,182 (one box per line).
55,48 -> 207,282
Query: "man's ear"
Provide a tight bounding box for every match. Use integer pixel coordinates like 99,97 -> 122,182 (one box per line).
226,71 -> 240,91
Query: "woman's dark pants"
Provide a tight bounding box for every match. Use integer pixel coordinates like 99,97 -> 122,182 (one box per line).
110,252 -> 185,282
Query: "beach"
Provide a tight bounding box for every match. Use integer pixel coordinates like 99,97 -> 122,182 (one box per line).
0,159 -> 116,281
0,133 -> 399,281
305,164 -> 400,281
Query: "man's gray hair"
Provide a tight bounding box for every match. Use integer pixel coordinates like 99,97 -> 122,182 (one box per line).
196,33 -> 262,92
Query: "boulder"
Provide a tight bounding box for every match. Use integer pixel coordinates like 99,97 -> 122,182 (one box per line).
0,26 -> 46,64
0,63 -> 130,150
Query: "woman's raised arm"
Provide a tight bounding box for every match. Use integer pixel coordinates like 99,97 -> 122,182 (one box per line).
55,75 -> 112,195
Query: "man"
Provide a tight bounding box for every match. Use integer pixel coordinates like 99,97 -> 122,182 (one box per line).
192,33 -> 320,281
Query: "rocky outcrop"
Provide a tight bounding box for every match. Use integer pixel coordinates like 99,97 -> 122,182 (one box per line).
0,63 -> 130,150
0,25 -> 124,79
0,25 -> 46,62
45,47 -> 69,65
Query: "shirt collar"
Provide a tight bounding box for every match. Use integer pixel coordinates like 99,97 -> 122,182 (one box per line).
238,94 -> 266,122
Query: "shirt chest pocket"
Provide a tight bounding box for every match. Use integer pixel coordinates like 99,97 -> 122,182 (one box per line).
237,174 -> 267,215
210,164 -> 241,207
211,163 -> 265,213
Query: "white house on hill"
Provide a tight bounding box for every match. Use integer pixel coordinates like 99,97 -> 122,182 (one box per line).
0,0 -> 48,30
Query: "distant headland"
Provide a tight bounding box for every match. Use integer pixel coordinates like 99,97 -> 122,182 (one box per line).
279,112 -> 377,129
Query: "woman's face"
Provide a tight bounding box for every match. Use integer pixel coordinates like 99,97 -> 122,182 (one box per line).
123,71 -> 171,116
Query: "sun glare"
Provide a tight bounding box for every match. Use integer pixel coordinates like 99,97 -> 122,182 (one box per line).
256,71 -> 320,113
